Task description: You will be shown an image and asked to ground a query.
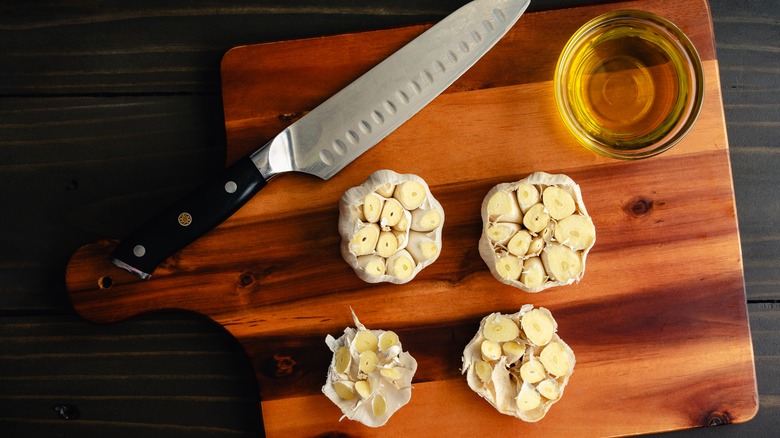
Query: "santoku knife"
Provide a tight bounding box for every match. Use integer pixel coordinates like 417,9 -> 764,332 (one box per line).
110,0 -> 531,279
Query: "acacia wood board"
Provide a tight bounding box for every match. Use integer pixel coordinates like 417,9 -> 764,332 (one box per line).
66,0 -> 759,436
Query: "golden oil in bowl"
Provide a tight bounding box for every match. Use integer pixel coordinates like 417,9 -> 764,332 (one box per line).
554,11 -> 704,159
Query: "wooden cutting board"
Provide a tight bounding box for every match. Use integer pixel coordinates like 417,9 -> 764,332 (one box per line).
66,0 -> 759,435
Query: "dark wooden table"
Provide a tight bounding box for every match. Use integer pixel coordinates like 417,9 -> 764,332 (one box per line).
0,1 -> 776,436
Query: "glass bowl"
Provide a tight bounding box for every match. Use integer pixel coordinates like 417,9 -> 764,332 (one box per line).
554,10 -> 704,160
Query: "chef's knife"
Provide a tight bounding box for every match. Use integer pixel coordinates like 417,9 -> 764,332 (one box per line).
110,0 -> 531,279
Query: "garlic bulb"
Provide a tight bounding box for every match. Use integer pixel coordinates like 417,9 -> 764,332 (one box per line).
462,305 -> 575,422
479,172 -> 595,292
339,170 -> 444,283
322,310 -> 417,427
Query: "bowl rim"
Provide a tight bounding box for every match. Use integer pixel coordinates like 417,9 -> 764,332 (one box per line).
553,9 -> 705,160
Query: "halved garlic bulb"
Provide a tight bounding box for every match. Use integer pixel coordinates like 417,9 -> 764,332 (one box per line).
339,170 -> 444,283
322,310 -> 417,427
479,172 -> 595,292
462,305 -> 575,422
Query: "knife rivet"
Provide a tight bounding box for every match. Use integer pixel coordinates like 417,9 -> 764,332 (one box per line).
133,245 -> 146,257
178,212 -> 193,227
225,181 -> 238,194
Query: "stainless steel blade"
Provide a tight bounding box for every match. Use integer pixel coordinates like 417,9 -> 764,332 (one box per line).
251,0 -> 531,181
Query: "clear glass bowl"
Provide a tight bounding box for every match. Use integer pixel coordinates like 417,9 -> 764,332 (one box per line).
554,10 -> 704,160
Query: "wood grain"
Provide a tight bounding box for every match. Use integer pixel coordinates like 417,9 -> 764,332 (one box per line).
63,0 -> 759,436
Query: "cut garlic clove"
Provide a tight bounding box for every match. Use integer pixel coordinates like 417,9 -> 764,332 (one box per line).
333,380 -> 357,400
405,231 -> 440,264
461,305 -> 575,423
516,381 -> 542,411
339,170 -> 444,284
474,359 -> 493,384
519,357 -> 546,384
386,249 -> 415,280
380,366 -> 402,382
349,222 -> 380,256
372,394 -> 388,417
378,331 -> 400,352
323,311 -> 417,428
537,378 -> 560,400
353,330 -> 379,354
521,307 -> 557,346
526,236 -> 545,256
523,203 -> 550,234
379,198 -> 404,229
410,208 -> 442,232
375,231 -> 399,258
481,340 -> 502,361
487,222 -> 520,246
539,341 -> 572,377
375,182 -> 395,198
482,314 -> 520,343
495,254 -> 523,281
542,186 -> 576,220
541,243 -> 582,284
478,172 -> 595,292
487,190 -> 523,222
355,380 -> 372,399
359,350 -> 379,374
357,255 -> 386,277
507,229 -> 532,257
502,341 -> 525,364
393,180 -> 426,210
520,257 -> 546,291
392,213 -> 410,232
554,214 -> 596,251
362,193 -> 384,223
334,346 -> 352,374
516,183 -> 540,213
539,222 -> 555,243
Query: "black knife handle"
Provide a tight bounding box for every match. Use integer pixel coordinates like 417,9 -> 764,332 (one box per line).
109,156 -> 267,279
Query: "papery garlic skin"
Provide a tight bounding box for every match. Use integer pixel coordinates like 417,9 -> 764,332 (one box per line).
322,310 -> 417,428
339,170 -> 444,284
479,172 -> 595,292
462,305 -> 575,422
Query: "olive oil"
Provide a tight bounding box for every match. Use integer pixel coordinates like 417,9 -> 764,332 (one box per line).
555,11 -> 703,159
566,25 -> 692,150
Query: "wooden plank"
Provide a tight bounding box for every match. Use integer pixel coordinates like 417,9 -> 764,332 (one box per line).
0,0 -> 603,96
0,314 -> 262,437
710,0 -> 780,302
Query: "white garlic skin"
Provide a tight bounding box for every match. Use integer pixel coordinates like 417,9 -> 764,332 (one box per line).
461,304 -> 576,423
339,169 -> 444,284
479,171 -> 595,292
322,310 -> 417,427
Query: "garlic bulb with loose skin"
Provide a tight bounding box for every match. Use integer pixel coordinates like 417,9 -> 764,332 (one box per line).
339,170 -> 444,284
322,310 -> 417,427
462,305 -> 575,422
479,172 -> 595,292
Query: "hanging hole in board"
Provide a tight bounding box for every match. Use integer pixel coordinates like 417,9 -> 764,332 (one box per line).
98,276 -> 113,290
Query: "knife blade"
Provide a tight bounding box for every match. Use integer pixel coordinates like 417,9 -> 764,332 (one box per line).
110,0 -> 531,279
